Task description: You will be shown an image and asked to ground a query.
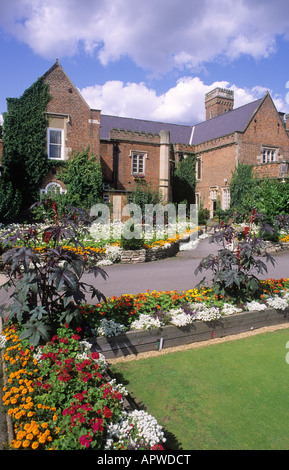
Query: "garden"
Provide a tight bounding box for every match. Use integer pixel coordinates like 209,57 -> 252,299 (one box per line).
1,192 -> 289,450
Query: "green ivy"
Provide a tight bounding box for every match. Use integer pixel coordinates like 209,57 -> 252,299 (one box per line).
229,163 -> 256,216
0,78 -> 51,222
172,154 -> 197,208
58,147 -> 103,209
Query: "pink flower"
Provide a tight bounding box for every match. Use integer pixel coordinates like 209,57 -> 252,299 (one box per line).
79,433 -> 92,448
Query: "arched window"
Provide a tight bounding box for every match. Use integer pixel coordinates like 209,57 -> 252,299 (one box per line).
40,182 -> 67,196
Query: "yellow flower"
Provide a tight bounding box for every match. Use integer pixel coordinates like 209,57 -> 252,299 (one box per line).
32,441 -> 39,450
12,440 -> 22,449
41,422 -> 48,429
22,440 -> 30,448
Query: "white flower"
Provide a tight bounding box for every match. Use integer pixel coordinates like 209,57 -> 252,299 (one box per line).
105,244 -> 122,262
105,410 -> 165,450
169,309 -> 193,326
190,303 -> 221,321
266,296 -> 288,311
246,301 -> 267,311
130,314 -> 163,331
221,303 -> 242,316
97,259 -> 113,266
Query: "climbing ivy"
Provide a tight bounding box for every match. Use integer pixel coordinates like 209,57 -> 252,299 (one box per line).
0,78 -> 51,222
172,153 -> 197,208
58,147 -> 103,209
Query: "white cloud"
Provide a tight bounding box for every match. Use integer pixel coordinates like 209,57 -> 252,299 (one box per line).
81,77 -> 289,125
1,0 -> 289,73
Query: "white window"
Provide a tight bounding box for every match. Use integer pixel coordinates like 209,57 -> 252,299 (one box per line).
262,148 -> 276,163
131,152 -> 146,175
47,128 -> 64,160
222,188 -> 230,210
40,182 -> 66,196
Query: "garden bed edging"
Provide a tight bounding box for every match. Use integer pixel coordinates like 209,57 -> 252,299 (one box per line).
90,307 -> 289,359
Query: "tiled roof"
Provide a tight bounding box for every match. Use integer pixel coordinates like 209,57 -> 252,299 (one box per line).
100,114 -> 192,144
99,97 -> 264,146
191,98 -> 263,145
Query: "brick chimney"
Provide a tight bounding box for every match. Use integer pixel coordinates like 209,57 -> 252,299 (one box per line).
205,87 -> 234,120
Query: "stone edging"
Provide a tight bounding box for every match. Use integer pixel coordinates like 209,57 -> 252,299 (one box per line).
90,307 -> 289,359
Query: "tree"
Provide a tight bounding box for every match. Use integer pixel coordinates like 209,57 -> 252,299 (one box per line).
59,147 -> 103,209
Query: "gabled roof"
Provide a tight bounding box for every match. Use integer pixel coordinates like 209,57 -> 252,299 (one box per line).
191,97 -> 263,145
100,96 -> 264,146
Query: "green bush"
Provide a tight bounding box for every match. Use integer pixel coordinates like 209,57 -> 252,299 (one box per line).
120,222 -> 144,250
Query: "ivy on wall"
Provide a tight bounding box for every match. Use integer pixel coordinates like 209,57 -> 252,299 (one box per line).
172,153 -> 197,208
58,147 -> 103,209
0,78 -> 51,222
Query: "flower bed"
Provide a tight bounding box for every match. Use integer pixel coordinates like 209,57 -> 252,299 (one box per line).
0,222 -> 198,267
91,306 -> 289,359
0,324 -> 166,450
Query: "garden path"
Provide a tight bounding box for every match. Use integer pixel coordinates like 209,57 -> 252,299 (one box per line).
83,238 -> 289,300
1,237 -> 289,304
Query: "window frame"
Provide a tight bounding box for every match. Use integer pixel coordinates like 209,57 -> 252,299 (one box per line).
131,151 -> 146,176
47,127 -> 64,160
222,187 -> 230,210
40,182 -> 67,196
262,147 -> 276,164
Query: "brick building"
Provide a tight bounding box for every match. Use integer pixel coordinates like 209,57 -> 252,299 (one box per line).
1,60 -> 289,218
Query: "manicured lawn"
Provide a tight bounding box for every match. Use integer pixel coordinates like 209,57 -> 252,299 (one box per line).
111,328 -> 289,450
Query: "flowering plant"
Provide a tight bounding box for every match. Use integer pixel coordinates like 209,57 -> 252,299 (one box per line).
195,211 -> 276,302
0,206 -> 107,346
2,324 -> 165,450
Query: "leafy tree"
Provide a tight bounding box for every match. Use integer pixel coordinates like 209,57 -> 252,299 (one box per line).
59,147 -> 103,209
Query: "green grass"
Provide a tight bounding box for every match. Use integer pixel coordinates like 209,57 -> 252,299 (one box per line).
111,328 -> 289,450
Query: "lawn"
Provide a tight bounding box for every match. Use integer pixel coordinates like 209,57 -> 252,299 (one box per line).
110,328 -> 289,450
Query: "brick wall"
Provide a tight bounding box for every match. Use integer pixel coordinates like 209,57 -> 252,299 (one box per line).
44,62 -> 100,158
195,138 -> 237,211
238,93 -> 289,165
100,129 -> 161,193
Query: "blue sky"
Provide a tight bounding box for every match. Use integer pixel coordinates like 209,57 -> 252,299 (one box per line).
1,0 -> 289,126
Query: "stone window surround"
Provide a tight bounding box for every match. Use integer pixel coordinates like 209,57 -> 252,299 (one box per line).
130,150 -> 148,176
257,145 -> 281,164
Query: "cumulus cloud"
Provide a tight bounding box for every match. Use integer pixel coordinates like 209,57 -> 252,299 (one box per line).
1,0 -> 289,73
80,77 -> 289,125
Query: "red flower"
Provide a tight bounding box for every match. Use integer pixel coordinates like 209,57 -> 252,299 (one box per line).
71,334 -> 81,341
102,406 -> 112,419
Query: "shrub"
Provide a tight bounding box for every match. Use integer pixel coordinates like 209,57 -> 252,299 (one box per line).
195,211 -> 276,302
0,205 -> 107,345
120,221 -> 144,250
